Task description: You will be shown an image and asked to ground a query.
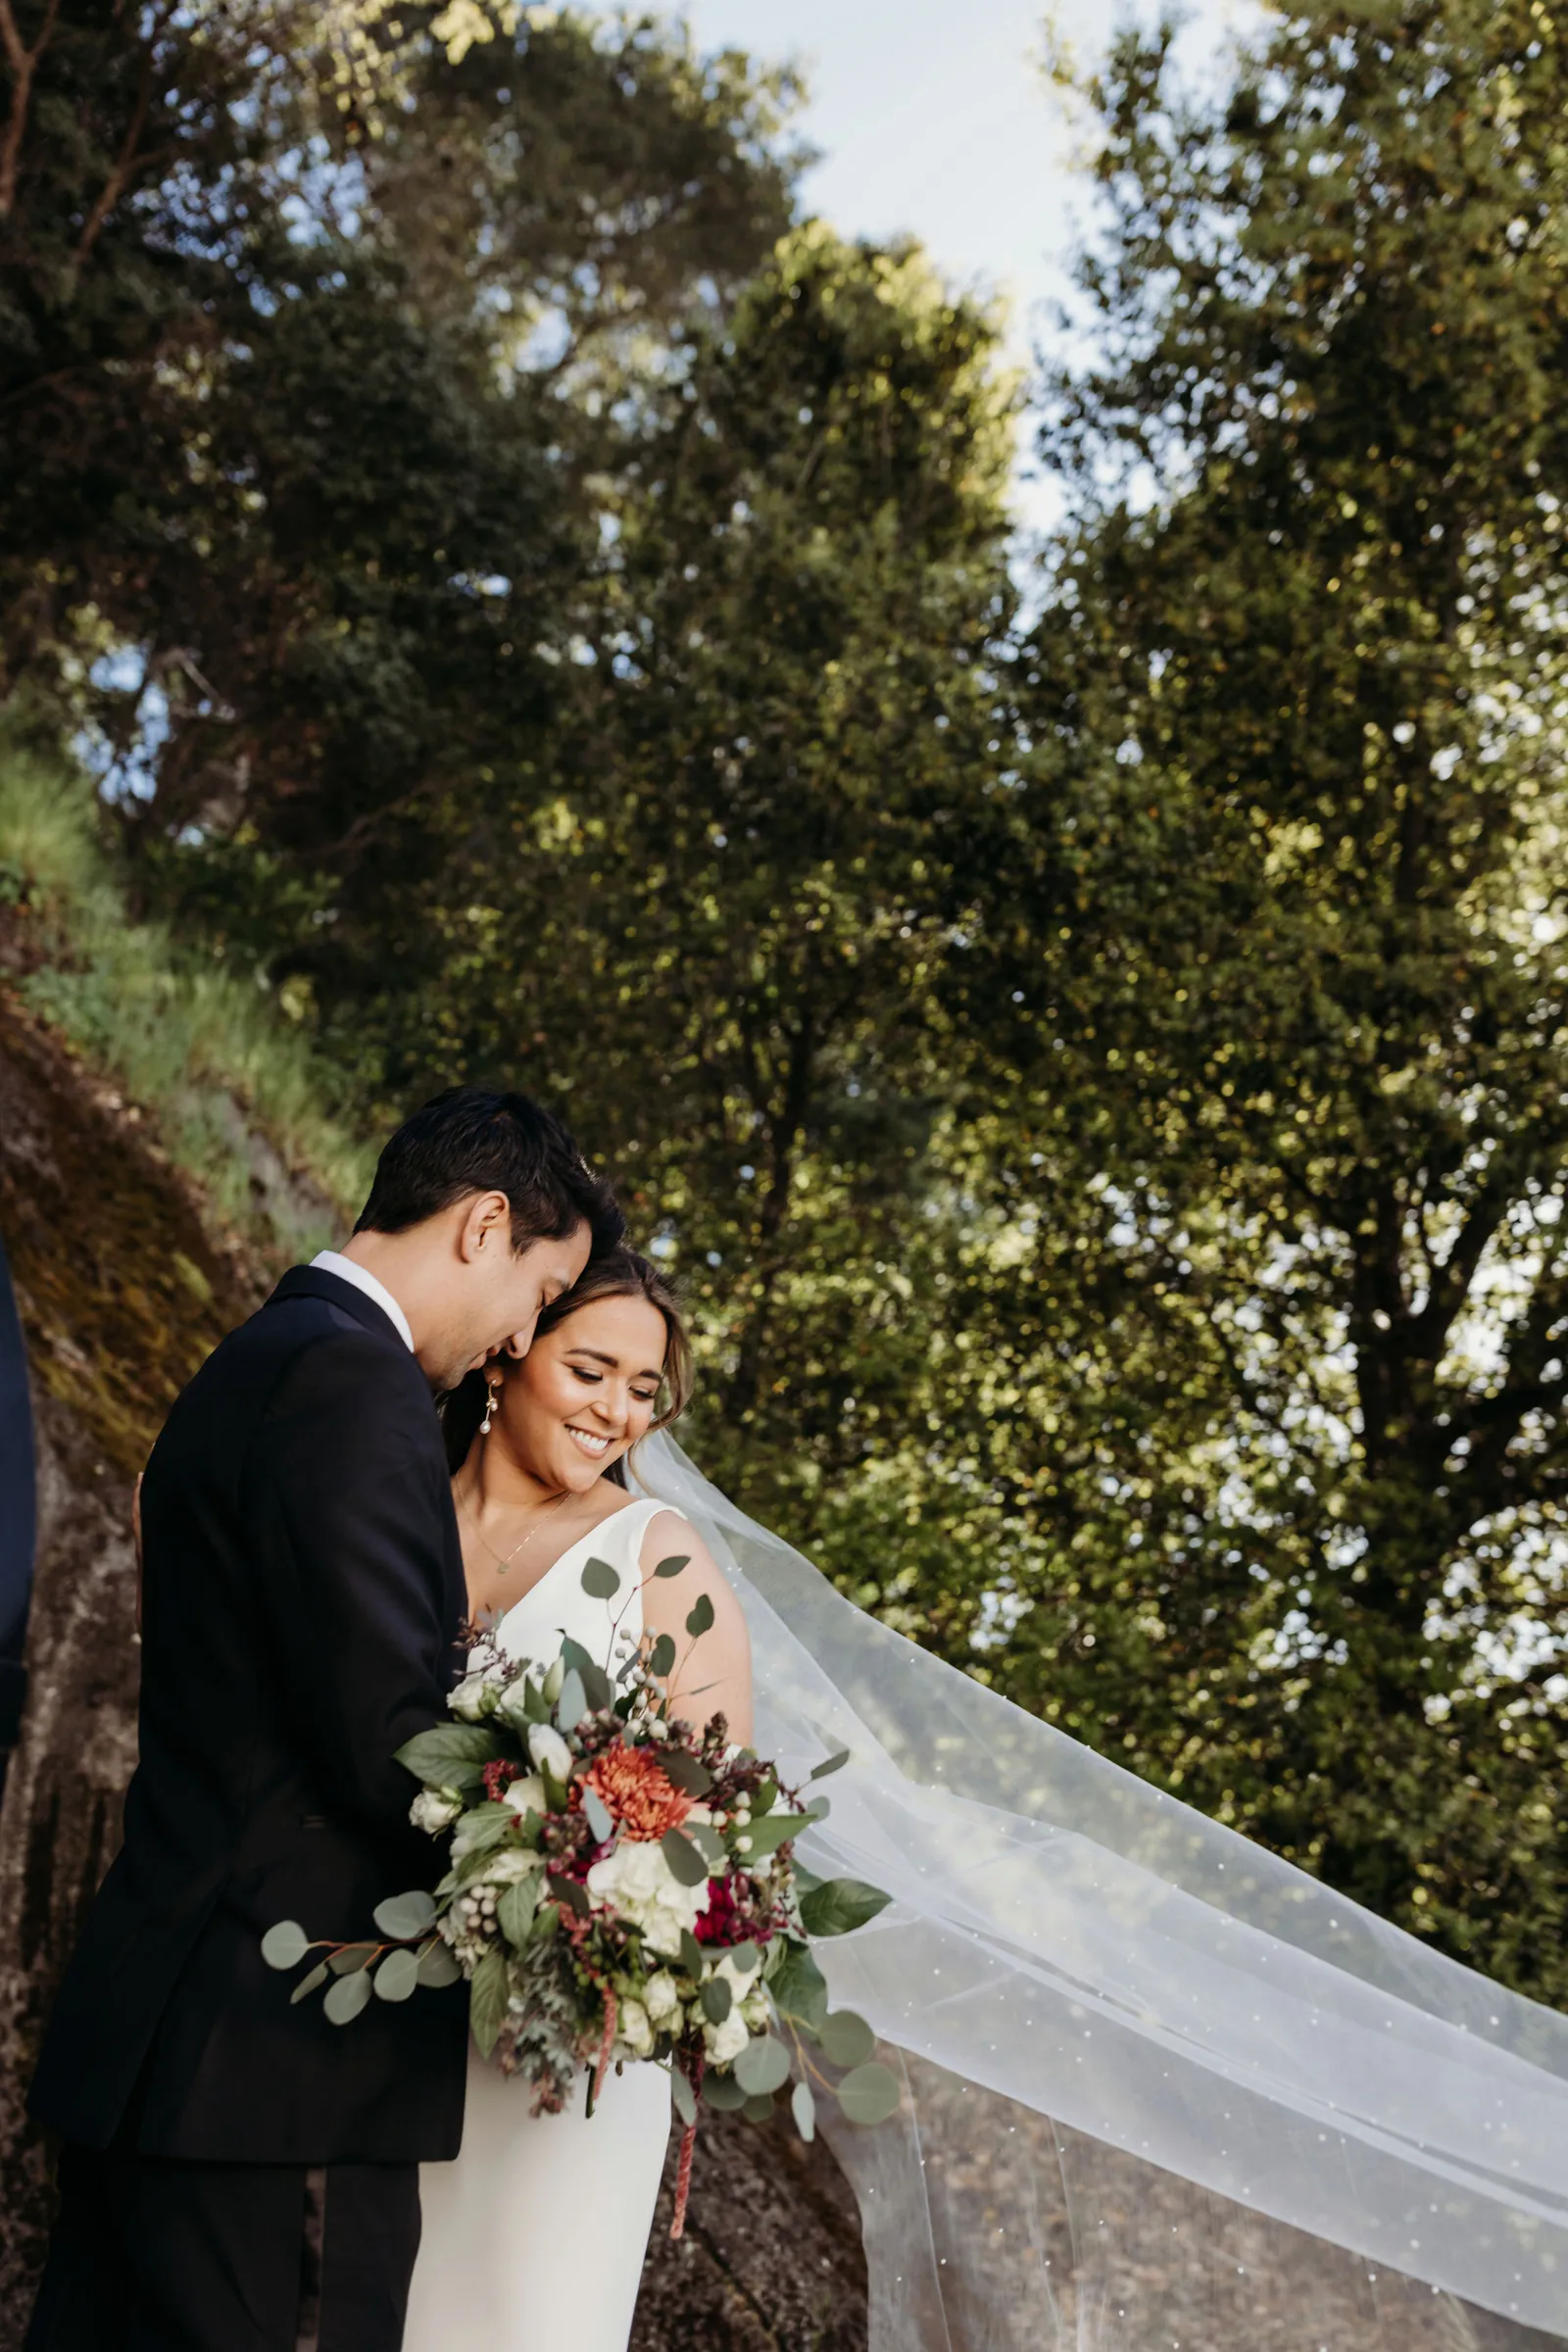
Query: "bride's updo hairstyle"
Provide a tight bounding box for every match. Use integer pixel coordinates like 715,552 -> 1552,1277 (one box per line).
442,1248 -> 694,1483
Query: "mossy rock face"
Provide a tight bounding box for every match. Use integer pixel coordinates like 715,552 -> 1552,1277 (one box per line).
0,987 -> 259,1474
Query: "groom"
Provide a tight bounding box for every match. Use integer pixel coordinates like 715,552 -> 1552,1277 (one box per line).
25,1086 -> 622,2351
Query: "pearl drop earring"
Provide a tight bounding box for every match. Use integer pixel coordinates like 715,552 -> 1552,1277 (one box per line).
479,1374 -> 501,1437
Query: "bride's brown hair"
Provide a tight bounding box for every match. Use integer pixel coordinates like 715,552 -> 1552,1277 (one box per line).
442,1248 -> 694,1480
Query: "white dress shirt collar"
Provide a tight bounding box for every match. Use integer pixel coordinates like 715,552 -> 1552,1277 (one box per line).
309,1250 -> 415,1353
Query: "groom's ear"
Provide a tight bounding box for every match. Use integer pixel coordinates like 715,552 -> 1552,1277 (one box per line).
456,1190 -> 512,1262
501,1330 -> 532,1360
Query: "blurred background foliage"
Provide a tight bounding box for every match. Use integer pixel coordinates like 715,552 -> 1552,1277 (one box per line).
1,0 -> 1564,1997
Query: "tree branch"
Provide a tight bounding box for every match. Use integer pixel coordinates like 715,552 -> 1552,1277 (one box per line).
0,0 -> 61,219
73,42 -> 156,269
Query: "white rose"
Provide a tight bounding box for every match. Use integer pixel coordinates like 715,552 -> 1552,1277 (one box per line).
643,1970 -> 680,2026
585,1838 -> 710,1957
704,2009 -> 750,2068
616,1996 -> 655,2058
450,1673 -> 497,1722
502,1773 -> 547,1821
410,1788 -> 463,1835
527,1723 -> 573,1782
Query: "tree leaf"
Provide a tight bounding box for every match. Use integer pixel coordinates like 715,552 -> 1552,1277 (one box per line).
261,1920 -> 309,1972
660,1827 -> 710,1887
791,2077 -> 817,2141
373,1888 -> 437,1941
580,1556 -> 620,1599
469,1945 -> 510,2059
417,1938 -> 463,1987
685,1592 -> 715,1640
653,1554 -> 691,1579
323,1967 -> 373,2024
373,1946 -> 420,2002
817,2009 -> 876,2069
734,2033 -> 791,2095
670,2068 -> 697,2127
836,2059 -> 902,2126
799,1877 -> 891,1938
289,1961 -> 329,2005
809,1746 -> 851,1781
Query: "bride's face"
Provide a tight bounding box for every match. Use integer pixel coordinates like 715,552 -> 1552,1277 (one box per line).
497,1293 -> 668,1492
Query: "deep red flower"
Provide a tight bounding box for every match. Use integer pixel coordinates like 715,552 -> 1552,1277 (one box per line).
694,1876 -> 739,1944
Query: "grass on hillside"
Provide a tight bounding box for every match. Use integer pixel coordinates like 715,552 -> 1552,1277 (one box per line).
0,712 -> 371,1262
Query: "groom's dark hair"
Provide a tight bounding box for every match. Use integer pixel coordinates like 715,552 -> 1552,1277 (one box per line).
355,1086 -> 623,1258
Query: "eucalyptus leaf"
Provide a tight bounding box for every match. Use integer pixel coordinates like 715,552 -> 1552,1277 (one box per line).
809,1746 -> 851,1781
416,1938 -> 463,1987
580,1556 -> 621,1599
560,1636 -> 594,1676
791,2077 -> 817,2141
469,1946 -> 510,2060
670,2068 -> 697,2127
261,1920 -> 309,1972
736,1809 -> 806,1861
373,1889 -> 437,1941
751,1776 -> 777,1816
743,2092 -> 776,2125
660,1750 -> 712,1796
799,1877 -> 892,1939
684,1821 -> 727,1871
582,1788 -> 614,1844
702,2069 -> 748,2111
660,1827 -> 710,1887
557,1668 -> 587,1729
679,1929 -> 705,1978
289,1961 -> 329,2005
648,1632 -> 676,1679
700,1976 -> 732,2024
836,2059 -> 902,2126
734,2034 -> 791,2096
727,1938 -> 761,1976
547,1872 -> 590,1916
684,1592 -> 715,1640
323,1968 -> 372,2025
817,2009 -> 876,2069
373,1946 -> 420,2002
328,1944 -> 373,1976
497,1880 -> 539,1947
652,1554 -> 691,1579
579,1660 -> 613,1713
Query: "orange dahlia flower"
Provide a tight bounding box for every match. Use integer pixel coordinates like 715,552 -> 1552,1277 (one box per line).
584,1741 -> 693,1842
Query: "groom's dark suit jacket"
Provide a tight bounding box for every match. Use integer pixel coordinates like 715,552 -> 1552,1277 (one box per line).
28,1265 -> 470,2164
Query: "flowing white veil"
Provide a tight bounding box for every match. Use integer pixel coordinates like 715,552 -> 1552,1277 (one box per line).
629,1432 -> 1568,2352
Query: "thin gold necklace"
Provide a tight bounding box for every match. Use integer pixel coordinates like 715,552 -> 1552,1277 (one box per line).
458,1464 -> 573,1578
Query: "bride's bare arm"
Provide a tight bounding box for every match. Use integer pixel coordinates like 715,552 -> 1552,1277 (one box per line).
638,1508 -> 753,1747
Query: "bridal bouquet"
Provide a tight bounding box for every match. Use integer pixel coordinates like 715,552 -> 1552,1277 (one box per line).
263,1548 -> 896,2232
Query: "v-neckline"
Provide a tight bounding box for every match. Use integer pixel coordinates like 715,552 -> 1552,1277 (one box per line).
470,1496 -> 645,1627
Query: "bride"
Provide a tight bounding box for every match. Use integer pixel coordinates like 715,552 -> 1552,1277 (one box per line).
404,1249 -> 1568,2352
402,1248 -> 748,2351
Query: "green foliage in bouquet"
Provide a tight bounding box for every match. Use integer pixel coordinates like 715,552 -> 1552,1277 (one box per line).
264,1551 -> 895,2229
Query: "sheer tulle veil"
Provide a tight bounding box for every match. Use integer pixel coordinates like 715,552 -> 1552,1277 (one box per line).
629,1432 -> 1568,2352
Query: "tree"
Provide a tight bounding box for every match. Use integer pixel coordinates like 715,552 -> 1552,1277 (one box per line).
976,0 -> 1568,1994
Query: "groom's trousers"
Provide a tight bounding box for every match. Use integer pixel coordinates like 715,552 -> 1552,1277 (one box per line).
24,2142 -> 422,2352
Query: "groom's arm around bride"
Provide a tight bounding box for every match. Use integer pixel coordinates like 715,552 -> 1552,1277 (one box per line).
24,1087 -> 622,2352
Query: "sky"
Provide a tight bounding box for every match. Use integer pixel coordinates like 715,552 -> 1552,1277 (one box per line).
675,0 -> 1263,535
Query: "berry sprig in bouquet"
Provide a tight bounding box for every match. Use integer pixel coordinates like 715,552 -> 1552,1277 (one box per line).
263,1548 -> 896,2232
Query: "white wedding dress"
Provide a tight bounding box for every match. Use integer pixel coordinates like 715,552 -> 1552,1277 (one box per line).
402,1497 -> 677,2352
